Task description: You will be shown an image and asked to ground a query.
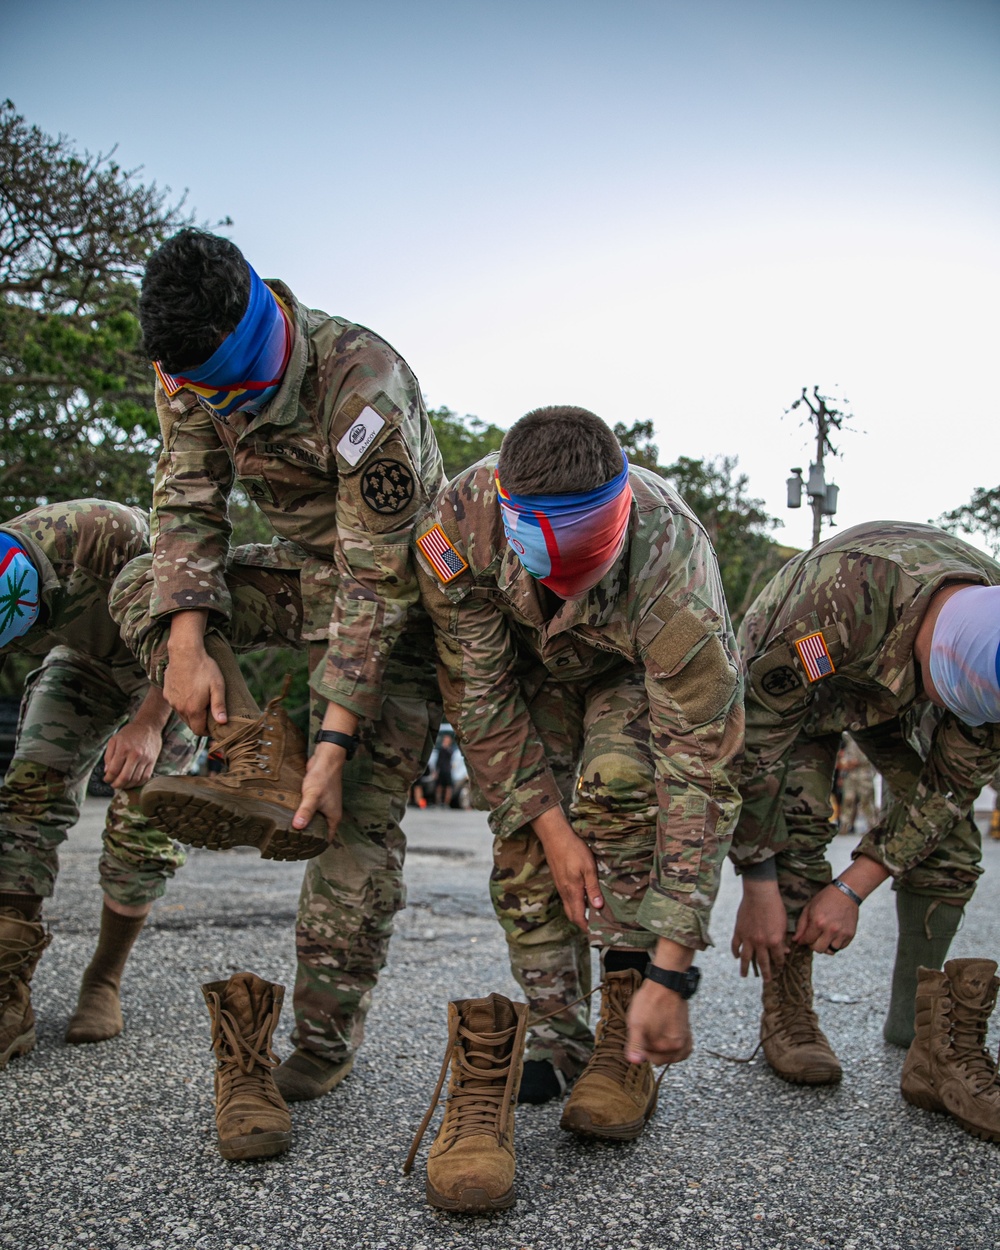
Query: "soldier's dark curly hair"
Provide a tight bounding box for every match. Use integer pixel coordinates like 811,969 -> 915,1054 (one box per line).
498,405 -> 623,495
139,229 -> 252,371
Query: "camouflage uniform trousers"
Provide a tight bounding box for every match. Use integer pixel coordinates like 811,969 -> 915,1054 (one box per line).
112,550 -> 440,1063
492,665 -> 662,1079
0,646 -> 198,908
756,708 -> 983,928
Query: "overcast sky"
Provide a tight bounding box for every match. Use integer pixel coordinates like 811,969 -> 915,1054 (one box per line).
4,0 -> 998,550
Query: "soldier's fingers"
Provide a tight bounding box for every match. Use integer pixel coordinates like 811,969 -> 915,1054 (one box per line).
560,877 -> 588,930
210,675 -> 228,727
583,863 -> 604,911
292,794 -> 318,831
756,946 -> 773,982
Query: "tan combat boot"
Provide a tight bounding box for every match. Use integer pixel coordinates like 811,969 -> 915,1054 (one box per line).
0,909 -> 50,1069
405,993 -> 528,1212
901,958 -> 1000,1142
760,942 -> 842,1085
141,693 -> 328,861
560,969 -> 658,1140
202,971 -> 292,1160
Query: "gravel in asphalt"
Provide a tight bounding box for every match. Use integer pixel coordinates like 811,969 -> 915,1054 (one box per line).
1,800 -> 999,1249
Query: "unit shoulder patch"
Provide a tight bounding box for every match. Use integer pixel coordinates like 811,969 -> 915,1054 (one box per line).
360,459 -> 415,515
794,631 -> 836,682
417,523 -> 469,584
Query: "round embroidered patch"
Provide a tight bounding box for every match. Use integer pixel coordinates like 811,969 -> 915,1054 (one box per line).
761,666 -> 801,697
360,459 -> 415,514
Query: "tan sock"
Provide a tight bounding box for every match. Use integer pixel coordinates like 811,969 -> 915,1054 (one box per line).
204,633 -> 261,719
65,904 -> 147,1044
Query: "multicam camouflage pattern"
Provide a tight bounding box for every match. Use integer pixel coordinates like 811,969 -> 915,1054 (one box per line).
416,458 -> 745,1065
0,502 -> 199,907
113,542 -> 440,1061
147,280 -> 444,721
734,521 -> 1000,913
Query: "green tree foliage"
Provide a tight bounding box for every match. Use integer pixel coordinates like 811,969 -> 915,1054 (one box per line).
614,419 -> 788,626
428,405 -> 505,479
938,485 -> 1000,557
0,100 -> 202,521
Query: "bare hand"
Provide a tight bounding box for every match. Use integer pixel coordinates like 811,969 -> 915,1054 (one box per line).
793,884 -> 859,955
163,648 -> 228,736
731,878 -> 789,980
104,721 -> 162,790
535,823 -> 604,931
625,979 -> 693,1066
293,744 -> 344,838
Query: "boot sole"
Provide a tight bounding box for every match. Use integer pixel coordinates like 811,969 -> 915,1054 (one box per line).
140,780 -> 328,861
902,1080 -> 1000,1143
425,1181 -> 515,1212
217,1130 -> 292,1161
559,1105 -> 651,1141
0,1027 -> 35,1069
767,1066 -> 843,1086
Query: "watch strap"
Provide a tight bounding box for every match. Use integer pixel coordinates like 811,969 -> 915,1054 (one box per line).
314,729 -> 359,759
644,964 -> 701,999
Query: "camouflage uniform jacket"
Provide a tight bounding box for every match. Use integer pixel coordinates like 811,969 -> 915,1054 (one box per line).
149,281 -> 444,719
736,520 -> 1000,877
416,458 -> 745,942
0,499 -> 151,694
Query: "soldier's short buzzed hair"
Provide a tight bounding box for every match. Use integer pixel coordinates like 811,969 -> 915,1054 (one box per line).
498,406 -> 623,495
139,229 -> 252,371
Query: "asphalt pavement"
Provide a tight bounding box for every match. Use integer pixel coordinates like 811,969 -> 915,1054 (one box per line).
2,799 -> 999,1250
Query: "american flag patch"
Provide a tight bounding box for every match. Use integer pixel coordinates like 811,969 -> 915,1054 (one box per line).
417,524 -> 468,584
794,631 -> 836,682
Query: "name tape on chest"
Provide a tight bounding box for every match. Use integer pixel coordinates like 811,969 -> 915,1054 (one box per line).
794,631 -> 836,682
337,406 -> 386,466
417,524 -> 469,584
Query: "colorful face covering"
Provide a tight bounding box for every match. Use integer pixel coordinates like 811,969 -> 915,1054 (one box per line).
0,532 -> 40,648
495,453 -> 633,599
153,264 -> 292,419
928,585 -> 1000,726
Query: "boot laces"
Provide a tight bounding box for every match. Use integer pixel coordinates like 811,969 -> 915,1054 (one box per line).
768,949 -> 826,1048
0,916 -> 50,1008
949,986 -> 1000,1096
403,1013 -> 520,1174
587,977 -> 633,1084
216,701 -> 283,781
207,993 -> 286,1111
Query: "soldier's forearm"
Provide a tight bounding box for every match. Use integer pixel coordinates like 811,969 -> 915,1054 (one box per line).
166,609 -> 210,656
131,685 -> 173,733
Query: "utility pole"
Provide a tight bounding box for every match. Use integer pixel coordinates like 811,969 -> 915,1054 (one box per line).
785,386 -> 849,547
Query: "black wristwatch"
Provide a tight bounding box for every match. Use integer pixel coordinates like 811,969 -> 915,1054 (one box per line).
644,964 -> 701,1000
314,729 -> 359,759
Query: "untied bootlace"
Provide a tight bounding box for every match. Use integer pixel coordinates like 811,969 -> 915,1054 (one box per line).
215,676 -> 292,781
404,978 -> 670,1174
206,990 -> 287,1111
403,1013 -> 520,1175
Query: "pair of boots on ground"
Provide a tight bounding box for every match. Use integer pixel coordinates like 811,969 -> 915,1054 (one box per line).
204,966 -> 659,1213
760,938 -> 1000,1143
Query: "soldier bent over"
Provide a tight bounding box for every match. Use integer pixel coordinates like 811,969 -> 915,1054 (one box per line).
416,406 -> 743,1139
0,501 -> 198,1067
730,522 -> 1000,1097
115,230 -> 443,1114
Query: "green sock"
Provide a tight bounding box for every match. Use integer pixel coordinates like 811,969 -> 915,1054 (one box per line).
883,890 -> 963,1048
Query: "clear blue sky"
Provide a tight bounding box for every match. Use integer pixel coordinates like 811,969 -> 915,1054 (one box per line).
4,0 -> 998,548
